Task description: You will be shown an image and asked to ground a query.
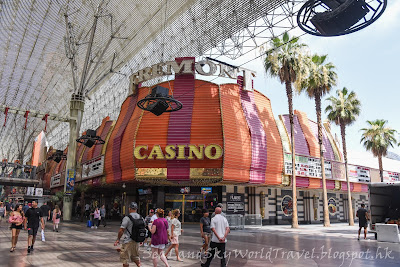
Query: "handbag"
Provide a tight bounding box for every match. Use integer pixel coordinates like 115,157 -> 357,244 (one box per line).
56,213 -> 61,219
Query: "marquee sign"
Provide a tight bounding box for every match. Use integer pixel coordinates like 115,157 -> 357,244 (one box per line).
82,155 -> 104,180
130,58 -> 257,92
134,144 -> 223,160
383,171 -> 400,182
284,153 -> 370,183
50,174 -> 61,188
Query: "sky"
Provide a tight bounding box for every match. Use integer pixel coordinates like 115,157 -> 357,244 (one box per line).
235,1 -> 400,170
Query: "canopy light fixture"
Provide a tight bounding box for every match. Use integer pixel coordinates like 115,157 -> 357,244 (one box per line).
76,129 -> 105,148
297,0 -> 387,37
48,150 -> 67,163
137,85 -> 183,116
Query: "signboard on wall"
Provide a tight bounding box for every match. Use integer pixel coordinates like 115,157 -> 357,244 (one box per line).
82,156 -> 104,180
383,171 -> 400,182
35,188 -> 43,197
226,193 -> 245,215
201,187 -> 212,194
50,174 -> 61,188
26,187 -> 35,196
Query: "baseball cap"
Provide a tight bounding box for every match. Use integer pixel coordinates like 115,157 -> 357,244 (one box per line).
129,202 -> 138,209
149,209 -> 154,213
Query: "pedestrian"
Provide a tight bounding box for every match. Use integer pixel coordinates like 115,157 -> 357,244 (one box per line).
5,200 -> 12,212
52,205 -> 61,232
100,204 -> 107,227
40,202 -> 51,227
114,202 -> 146,267
164,209 -> 183,262
211,203 -> 226,219
24,200 -> 44,253
8,204 -> 24,252
356,203 -> 369,240
201,207 -> 230,267
22,201 -> 30,214
144,209 -> 155,248
92,207 -> 100,229
0,202 -> 6,224
150,208 -> 170,267
199,209 -> 211,256
85,203 -> 90,219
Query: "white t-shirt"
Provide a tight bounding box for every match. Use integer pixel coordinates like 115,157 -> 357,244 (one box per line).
171,218 -> 182,237
210,214 -> 229,243
150,214 -> 158,223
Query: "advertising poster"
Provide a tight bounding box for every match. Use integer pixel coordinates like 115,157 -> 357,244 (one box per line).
66,169 -> 76,195
328,198 -> 337,214
281,195 -> 293,216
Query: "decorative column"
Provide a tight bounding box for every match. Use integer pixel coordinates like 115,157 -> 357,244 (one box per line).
63,93 -> 85,221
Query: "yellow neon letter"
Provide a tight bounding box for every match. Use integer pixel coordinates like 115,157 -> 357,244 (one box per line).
165,145 -> 176,159
204,144 -> 223,160
134,145 -> 148,160
176,145 -> 187,160
188,145 -> 204,159
148,145 -> 165,160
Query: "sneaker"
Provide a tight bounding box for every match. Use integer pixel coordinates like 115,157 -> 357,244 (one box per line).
27,246 -> 31,253
144,243 -> 148,247
95,226 -> 98,229
147,247 -> 151,251
31,246 -> 34,251
91,226 -> 94,229
357,236 -> 360,241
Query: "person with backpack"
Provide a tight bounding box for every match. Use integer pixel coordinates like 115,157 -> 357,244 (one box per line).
114,202 -> 146,267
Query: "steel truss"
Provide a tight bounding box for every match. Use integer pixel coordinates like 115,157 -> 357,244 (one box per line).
0,0 -> 305,160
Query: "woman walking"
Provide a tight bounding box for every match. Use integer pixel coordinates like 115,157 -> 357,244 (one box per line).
165,209 -> 183,262
199,209 -> 211,256
150,208 -> 170,267
93,207 -> 100,229
8,204 -> 24,252
52,205 -> 61,232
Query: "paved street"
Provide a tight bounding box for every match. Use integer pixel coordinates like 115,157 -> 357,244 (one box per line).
1,220 -> 399,267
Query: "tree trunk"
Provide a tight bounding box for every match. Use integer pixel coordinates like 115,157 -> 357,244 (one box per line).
286,81 -> 298,228
315,91 -> 330,227
378,155 -> 383,182
340,122 -> 354,226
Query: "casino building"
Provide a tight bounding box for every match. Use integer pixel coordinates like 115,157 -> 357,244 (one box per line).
41,61 -> 373,225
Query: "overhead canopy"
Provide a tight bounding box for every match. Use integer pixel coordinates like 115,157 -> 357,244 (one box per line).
0,0 -> 294,160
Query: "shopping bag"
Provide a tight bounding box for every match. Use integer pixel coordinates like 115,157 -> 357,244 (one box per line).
41,229 -> 45,242
87,220 -> 92,227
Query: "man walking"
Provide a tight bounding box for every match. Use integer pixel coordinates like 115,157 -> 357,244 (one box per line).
356,203 -> 369,240
24,200 -> 44,253
23,202 -> 30,214
201,207 -> 230,267
40,202 -> 51,226
114,202 -> 146,267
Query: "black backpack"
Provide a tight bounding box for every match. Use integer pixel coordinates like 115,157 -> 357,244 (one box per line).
126,215 -> 146,242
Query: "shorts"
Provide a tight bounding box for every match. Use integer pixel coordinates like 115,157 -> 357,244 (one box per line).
171,236 -> 179,245
359,221 -> 368,228
10,223 -> 23,230
27,227 -> 39,236
120,241 -> 140,264
151,244 -> 166,249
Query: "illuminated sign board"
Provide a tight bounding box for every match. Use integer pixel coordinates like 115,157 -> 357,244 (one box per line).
284,153 -> 370,183
134,144 -> 223,160
129,59 -> 256,92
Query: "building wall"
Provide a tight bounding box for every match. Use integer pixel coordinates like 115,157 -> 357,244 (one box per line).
224,185 -> 368,225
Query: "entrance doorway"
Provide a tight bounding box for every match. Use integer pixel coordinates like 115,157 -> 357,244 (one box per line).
165,193 -> 218,223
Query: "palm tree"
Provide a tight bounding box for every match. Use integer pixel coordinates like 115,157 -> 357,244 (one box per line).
360,120 -> 397,182
296,54 -> 337,227
325,87 -> 361,226
264,32 -> 308,228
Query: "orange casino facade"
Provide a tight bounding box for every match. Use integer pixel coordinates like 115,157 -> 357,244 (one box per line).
39,58 -> 373,224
